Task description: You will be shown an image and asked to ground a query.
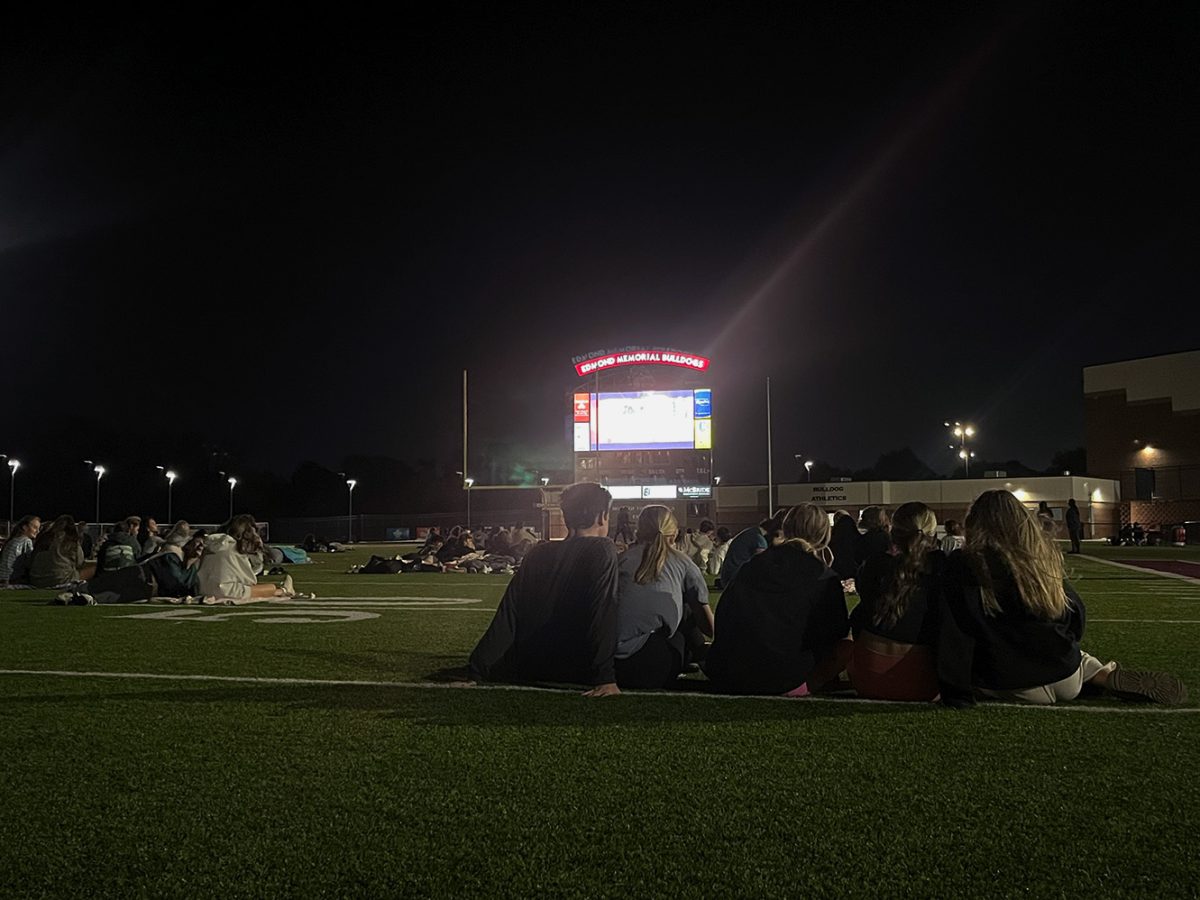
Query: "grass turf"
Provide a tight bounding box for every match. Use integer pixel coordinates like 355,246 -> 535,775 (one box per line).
2,543 -> 1199,896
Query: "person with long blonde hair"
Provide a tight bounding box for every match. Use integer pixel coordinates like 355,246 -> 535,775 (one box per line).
939,490 -> 1186,706
614,506 -> 713,688
850,502 -> 943,701
704,504 -> 850,695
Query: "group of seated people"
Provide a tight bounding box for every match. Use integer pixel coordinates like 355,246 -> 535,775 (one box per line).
399,522 -> 539,572
469,483 -> 1187,706
0,512 -> 301,603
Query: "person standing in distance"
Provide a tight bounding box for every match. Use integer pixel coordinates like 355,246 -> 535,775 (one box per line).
1065,499 -> 1083,554
470,482 -> 621,697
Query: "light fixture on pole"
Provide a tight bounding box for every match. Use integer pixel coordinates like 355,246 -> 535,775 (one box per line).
464,477 -> 475,530
93,464 -> 105,527
227,477 -> 237,519
165,470 -> 177,521
805,460 -> 814,482
540,476 -> 550,487
945,421 -> 977,477
6,458 -> 20,530
346,478 -> 357,542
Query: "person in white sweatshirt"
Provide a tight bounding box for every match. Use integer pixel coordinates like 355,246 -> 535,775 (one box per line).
198,514 -> 295,601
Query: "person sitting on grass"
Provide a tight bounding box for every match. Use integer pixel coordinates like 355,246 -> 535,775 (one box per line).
940,519 -> 965,555
717,511 -> 785,589
707,526 -> 732,577
614,506 -> 714,689
143,521 -> 202,598
138,517 -> 164,557
470,482 -> 620,697
938,490 -> 1186,706
95,516 -> 143,575
704,504 -> 850,696
849,502 -> 944,702
0,515 -> 41,586
855,506 -> 891,569
828,510 -> 860,582
197,514 -> 296,601
28,515 -> 86,588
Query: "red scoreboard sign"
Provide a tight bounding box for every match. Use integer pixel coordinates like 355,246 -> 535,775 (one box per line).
574,350 -> 710,377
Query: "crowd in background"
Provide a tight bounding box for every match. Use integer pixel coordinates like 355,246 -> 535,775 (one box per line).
0,512 -> 301,603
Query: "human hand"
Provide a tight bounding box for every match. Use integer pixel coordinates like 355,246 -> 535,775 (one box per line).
582,682 -> 620,698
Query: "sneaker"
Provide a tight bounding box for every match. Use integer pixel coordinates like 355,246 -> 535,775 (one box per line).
292,591 -> 317,600
1107,667 -> 1188,705
52,592 -> 73,605
71,593 -> 96,606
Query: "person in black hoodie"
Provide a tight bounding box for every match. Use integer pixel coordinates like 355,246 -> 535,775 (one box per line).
850,502 -> 943,701
828,510 -> 860,581
855,506 -> 891,569
939,490 -> 1186,706
704,503 -> 850,695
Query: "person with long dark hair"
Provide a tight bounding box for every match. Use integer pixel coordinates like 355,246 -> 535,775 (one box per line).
850,502 -> 943,701
940,490 -> 1186,706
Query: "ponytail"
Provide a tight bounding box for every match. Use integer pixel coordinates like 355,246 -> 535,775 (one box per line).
633,505 -> 680,585
873,502 -> 938,628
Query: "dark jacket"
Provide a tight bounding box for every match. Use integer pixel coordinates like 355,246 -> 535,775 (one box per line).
937,549 -> 1085,707
469,536 -> 619,686
855,529 -> 891,569
143,549 -> 200,598
704,543 -> 849,694
95,532 -> 142,575
852,549 -> 946,645
829,516 -> 860,580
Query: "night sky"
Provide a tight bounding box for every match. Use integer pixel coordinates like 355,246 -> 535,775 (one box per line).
4,5 -> 1198,496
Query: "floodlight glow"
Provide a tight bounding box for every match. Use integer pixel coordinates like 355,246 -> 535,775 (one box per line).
953,427 -> 964,438
959,450 -> 968,459
464,477 -> 475,487
228,477 -> 237,487
804,460 -> 814,470
1012,489 -> 1028,501
346,479 -> 357,489
165,470 -> 177,483
7,459 -> 19,472
94,465 -> 105,478
964,426 -> 975,437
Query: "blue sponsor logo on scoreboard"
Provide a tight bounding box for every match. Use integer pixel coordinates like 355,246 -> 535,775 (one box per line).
694,389 -> 712,419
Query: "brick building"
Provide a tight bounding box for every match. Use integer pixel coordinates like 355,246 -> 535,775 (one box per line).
1084,349 -> 1200,535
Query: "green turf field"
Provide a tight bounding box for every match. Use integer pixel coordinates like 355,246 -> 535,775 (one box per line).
2,543 -> 1199,896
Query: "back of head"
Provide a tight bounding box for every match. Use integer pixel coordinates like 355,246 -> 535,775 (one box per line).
633,505 -> 679,585
560,482 -> 612,532
222,513 -> 263,556
122,516 -> 141,534
698,519 -> 714,534
36,515 -> 75,550
781,503 -> 831,554
965,490 -> 1066,619
943,519 -> 962,537
859,506 -> 889,532
716,526 -> 731,543
873,502 -> 937,627
164,520 -> 193,546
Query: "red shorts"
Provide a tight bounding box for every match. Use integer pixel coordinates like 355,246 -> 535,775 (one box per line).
849,634 -> 939,702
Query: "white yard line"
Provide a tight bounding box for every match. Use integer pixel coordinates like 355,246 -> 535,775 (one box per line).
1089,618 -> 1200,624
0,669 -> 1196,714
1082,557 -> 1200,585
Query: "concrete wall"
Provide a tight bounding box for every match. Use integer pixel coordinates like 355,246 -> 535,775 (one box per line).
712,475 -> 1122,538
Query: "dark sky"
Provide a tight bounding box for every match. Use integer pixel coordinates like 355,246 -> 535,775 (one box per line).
3,4 -> 1198,487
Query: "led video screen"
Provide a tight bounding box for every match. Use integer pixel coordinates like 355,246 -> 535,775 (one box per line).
573,389 -> 712,452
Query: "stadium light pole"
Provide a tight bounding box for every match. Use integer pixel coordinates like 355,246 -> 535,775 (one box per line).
93,464 -> 105,528
945,421 -> 976,477
228,477 -> 237,519
346,478 -> 356,543
166,470 -> 177,521
464,477 -> 475,530
6,458 -> 19,531
805,460 -> 814,482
